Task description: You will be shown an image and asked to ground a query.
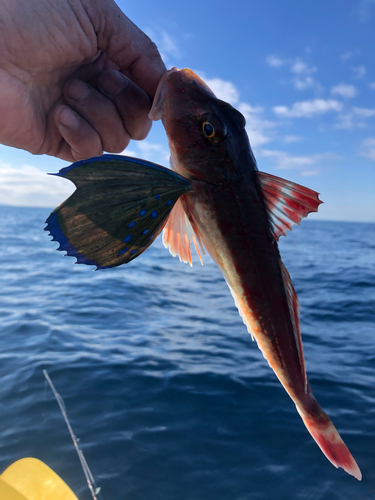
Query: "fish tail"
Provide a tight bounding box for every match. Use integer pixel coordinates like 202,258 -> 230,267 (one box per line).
296,403 -> 362,480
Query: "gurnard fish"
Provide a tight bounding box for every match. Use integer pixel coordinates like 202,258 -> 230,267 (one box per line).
45,68 -> 361,479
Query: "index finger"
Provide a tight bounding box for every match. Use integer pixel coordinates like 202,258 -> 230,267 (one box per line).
85,0 -> 166,97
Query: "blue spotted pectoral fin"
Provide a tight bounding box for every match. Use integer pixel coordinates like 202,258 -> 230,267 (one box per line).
45,155 -> 193,269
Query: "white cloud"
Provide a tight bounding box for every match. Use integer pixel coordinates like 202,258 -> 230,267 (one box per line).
352,107 -> 375,118
292,76 -> 323,93
369,82 -> 375,90
203,78 -> 240,106
238,103 -> 275,148
331,83 -> 357,98
146,28 -> 181,63
334,107 -> 375,129
196,74 -> 275,148
266,55 -> 322,93
266,55 -> 285,68
300,170 -> 320,177
259,150 -> 339,175
137,141 -> 170,164
340,50 -> 361,60
0,162 -> 74,208
260,149 -> 315,168
284,135 -> 303,143
290,60 -> 316,75
119,148 -> 138,157
293,76 -> 314,90
358,0 -> 375,21
160,32 -> 180,59
334,113 -> 358,130
273,99 -> 342,118
352,65 -> 366,79
266,55 -> 316,75
362,137 -> 375,146
360,137 -> 375,160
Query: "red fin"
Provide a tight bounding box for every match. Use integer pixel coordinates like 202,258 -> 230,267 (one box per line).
162,199 -> 205,266
227,284 -> 255,341
297,407 -> 362,480
279,261 -> 307,392
256,172 -> 322,240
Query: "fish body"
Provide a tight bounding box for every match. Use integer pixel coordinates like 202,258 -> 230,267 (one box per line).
45,68 -> 361,479
156,68 -> 306,400
183,179 -> 307,398
154,69 -> 361,479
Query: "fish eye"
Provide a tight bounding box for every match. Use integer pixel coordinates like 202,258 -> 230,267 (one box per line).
202,121 -> 215,138
200,116 -> 227,144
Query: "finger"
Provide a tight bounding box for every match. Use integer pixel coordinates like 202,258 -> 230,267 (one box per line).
84,0 -> 166,97
98,70 -> 152,140
54,105 -> 103,161
64,79 -> 132,152
73,52 -> 118,86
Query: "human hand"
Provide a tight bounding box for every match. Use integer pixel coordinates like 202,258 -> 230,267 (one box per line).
0,0 -> 166,161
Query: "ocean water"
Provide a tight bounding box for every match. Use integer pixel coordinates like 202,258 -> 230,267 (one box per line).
0,204 -> 374,500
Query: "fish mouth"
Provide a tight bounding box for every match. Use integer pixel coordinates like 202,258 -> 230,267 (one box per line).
149,67 -> 180,121
149,68 -> 216,122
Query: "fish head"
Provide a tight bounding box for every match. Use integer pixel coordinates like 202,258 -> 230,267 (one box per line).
150,68 -> 253,184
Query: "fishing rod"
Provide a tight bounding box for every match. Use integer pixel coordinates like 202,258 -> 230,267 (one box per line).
43,369 -> 102,500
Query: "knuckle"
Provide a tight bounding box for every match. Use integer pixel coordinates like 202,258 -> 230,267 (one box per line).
65,80 -> 91,102
104,134 -> 130,153
130,121 -> 152,141
144,37 -> 162,62
74,140 -> 103,161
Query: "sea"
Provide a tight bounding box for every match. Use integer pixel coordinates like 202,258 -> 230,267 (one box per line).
0,204 -> 374,500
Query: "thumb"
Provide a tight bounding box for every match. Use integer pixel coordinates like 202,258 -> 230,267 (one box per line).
84,0 -> 166,97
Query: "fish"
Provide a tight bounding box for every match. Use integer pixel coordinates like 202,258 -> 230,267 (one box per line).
45,67 -> 361,480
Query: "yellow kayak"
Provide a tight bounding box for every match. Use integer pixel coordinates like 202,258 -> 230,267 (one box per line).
0,458 -> 78,500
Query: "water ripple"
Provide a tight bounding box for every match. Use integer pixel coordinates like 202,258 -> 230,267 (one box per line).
0,206 -> 374,500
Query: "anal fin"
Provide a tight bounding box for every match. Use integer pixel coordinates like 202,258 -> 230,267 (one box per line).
227,284 -> 255,341
280,260 -> 307,392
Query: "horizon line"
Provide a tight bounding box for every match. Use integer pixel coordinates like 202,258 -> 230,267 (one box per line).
0,203 -> 374,225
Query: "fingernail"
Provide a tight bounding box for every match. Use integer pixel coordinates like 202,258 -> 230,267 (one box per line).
100,71 -> 127,95
67,80 -> 90,100
58,107 -> 79,129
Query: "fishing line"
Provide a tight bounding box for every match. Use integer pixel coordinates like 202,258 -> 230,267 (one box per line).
43,369 -> 103,500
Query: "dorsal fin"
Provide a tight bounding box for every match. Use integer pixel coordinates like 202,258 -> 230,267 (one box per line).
279,260 -> 307,392
162,198 -> 205,266
256,172 -> 322,241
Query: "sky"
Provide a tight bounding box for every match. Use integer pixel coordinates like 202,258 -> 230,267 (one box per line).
0,0 -> 374,221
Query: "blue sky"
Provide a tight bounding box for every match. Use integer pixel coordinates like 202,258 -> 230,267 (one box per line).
1,0 -> 374,221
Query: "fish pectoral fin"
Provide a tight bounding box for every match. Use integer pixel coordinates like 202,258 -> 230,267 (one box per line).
279,260 -> 307,392
45,155 -> 192,269
162,198 -> 205,266
256,171 -> 322,241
